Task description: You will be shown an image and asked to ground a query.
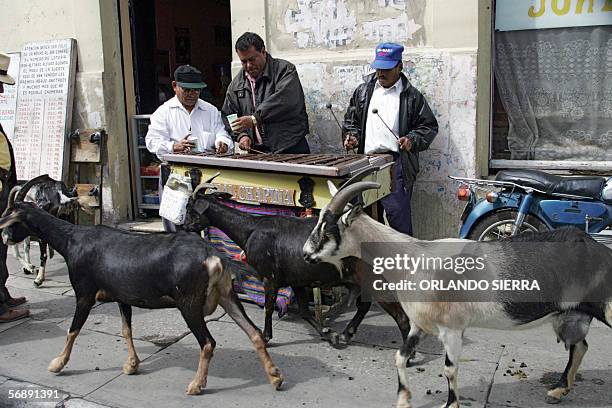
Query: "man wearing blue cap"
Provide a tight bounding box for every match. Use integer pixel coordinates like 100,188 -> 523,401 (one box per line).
343,43 -> 438,235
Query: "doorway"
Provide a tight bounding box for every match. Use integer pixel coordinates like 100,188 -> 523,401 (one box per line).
121,0 -> 233,220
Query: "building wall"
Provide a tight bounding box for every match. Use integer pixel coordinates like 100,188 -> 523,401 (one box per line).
0,0 -> 131,225
231,0 -> 481,239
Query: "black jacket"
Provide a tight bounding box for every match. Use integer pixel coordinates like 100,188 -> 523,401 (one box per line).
222,54 -> 309,153
343,73 -> 438,188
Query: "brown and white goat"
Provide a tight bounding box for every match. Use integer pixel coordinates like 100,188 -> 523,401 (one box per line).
303,181 -> 612,408
0,187 -> 283,395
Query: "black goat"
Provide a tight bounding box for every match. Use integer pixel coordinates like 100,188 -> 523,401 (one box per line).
3,174 -> 80,287
0,190 -> 283,395
182,184 -> 410,348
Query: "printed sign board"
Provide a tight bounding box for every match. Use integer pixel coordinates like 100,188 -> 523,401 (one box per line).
496,0 -> 612,31
12,39 -> 77,181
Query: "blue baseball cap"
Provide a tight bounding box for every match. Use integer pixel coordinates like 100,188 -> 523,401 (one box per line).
371,43 -> 404,70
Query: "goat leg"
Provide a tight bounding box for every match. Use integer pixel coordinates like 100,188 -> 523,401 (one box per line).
396,327 -> 423,408
294,286 -> 340,347
439,328 -> 463,408
262,278 -> 278,344
546,312 -> 591,403
33,241 -> 48,287
118,303 -> 140,375
338,296 -> 371,345
49,295 -> 95,373
377,300 -> 414,364
220,292 -> 283,390
178,302 -> 215,395
12,240 -> 36,275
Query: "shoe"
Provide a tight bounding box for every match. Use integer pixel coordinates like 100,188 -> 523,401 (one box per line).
0,308 -> 30,323
6,296 -> 27,307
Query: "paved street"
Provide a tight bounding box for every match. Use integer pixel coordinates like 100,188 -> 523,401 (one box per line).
0,246 -> 610,408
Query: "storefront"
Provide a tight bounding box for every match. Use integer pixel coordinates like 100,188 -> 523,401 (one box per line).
490,0 -> 612,172
11,1 -> 605,239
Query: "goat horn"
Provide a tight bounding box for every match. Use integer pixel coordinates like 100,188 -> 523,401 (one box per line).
192,183 -> 218,198
2,186 -> 22,217
327,181 -> 380,215
203,172 -> 221,184
15,174 -> 54,202
340,165 -> 380,190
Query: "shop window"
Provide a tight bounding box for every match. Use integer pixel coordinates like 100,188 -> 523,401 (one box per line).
491,1 -> 612,168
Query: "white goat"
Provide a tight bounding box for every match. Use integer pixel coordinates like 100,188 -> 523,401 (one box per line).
303,181 -> 612,408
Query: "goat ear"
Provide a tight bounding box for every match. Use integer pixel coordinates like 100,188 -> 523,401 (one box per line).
327,180 -> 338,197
192,200 -> 209,215
0,213 -> 20,229
340,205 -> 362,227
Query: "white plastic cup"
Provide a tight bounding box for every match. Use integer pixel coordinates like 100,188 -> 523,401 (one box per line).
187,135 -> 199,153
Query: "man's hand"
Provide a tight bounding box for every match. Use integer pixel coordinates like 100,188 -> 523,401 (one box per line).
215,141 -> 229,154
238,135 -> 252,151
231,116 -> 255,133
173,135 -> 195,153
398,136 -> 412,152
343,134 -> 359,151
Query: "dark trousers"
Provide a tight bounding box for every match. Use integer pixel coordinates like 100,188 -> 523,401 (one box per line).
0,243 -> 9,315
381,155 -> 413,236
0,179 -> 12,315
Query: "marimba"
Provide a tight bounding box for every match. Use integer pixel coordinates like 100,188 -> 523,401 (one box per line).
163,152 -> 394,210
163,152 -> 394,322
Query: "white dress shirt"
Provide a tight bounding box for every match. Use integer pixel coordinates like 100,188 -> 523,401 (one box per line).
145,96 -> 233,160
364,78 -> 403,154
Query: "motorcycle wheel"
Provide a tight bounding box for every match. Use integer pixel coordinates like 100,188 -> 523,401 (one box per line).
467,210 -> 549,241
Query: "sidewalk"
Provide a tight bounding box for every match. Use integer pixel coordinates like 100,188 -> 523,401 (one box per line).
0,246 -> 610,408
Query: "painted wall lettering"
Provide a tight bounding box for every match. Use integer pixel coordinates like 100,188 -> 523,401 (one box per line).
497,0 -> 611,31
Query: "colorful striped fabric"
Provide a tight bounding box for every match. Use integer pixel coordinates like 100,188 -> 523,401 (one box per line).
206,201 -> 296,317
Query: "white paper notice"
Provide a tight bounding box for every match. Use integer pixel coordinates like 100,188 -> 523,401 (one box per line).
12,39 -> 76,180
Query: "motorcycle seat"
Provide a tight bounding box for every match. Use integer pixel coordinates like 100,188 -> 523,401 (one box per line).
495,169 -> 606,199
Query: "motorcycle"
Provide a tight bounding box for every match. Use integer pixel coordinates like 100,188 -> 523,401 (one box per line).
449,169 -> 612,245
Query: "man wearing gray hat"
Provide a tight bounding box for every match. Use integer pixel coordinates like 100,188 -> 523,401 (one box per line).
0,51 -> 30,323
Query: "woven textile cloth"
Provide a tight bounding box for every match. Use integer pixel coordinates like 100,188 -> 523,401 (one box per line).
206,201 -> 296,317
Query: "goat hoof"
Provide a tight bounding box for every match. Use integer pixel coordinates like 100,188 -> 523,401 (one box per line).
122,360 -> 139,375
33,279 -> 43,287
269,366 -> 283,390
186,381 -> 203,395
545,396 -> 562,404
23,267 -> 33,275
339,333 -> 352,345
396,393 -> 412,408
48,358 -> 66,373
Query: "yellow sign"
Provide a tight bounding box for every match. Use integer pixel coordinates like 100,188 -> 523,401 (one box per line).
496,0 -> 612,31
